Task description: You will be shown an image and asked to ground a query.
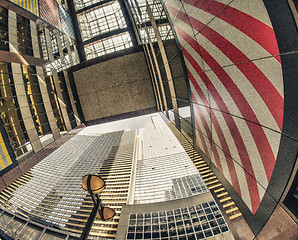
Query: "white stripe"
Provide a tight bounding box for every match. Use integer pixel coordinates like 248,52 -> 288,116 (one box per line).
230,114 -> 269,199
195,129 -> 210,156
180,3 -> 284,97
171,3 -> 280,210
186,46 -> 244,188
185,43 -> 280,172
185,59 -> 209,105
234,162 -> 253,212
228,0 -> 273,27
198,39 -> 282,153
196,52 -> 270,197
165,0 -> 183,14
189,79 -> 211,131
188,31 -> 281,133
191,99 -> 211,139
210,125 -> 233,185
209,103 -> 253,209
185,39 -> 261,209
187,56 -> 253,208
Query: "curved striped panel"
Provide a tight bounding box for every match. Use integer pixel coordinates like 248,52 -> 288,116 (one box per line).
9,0 -> 39,16
39,0 -> 61,30
165,0 -> 284,214
59,5 -> 76,40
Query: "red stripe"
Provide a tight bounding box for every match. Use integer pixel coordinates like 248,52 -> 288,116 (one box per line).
180,0 -> 281,63
210,142 -> 224,181
39,0 -> 61,29
195,128 -> 210,159
189,73 -> 223,173
190,82 -> 212,141
191,92 -> 212,157
168,5 -> 283,131
179,21 -> 277,178
211,141 -> 243,197
173,19 -> 278,182
177,28 -> 261,213
192,103 -> 211,158
187,51 -> 241,197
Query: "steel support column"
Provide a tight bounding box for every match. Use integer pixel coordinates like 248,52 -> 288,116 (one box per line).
146,5 -> 180,129
144,26 -> 169,118
66,0 -> 86,62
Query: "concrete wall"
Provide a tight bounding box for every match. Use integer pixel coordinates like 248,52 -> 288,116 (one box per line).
73,51 -> 157,122
164,0 -> 298,235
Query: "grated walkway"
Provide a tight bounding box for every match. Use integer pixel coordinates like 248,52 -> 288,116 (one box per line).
167,122 -> 243,221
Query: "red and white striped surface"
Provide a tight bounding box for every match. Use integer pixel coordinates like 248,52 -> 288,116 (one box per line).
165,0 -> 284,214
39,0 -> 61,30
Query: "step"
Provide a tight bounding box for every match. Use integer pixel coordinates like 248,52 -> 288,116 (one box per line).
206,180 -> 220,185
201,173 -> 215,178
220,197 -> 231,203
214,187 -> 225,193
208,183 -> 222,190
217,192 -> 228,198
226,207 -> 239,214
203,176 -> 217,181
200,169 -> 211,174
223,202 -> 235,208
229,212 -> 242,220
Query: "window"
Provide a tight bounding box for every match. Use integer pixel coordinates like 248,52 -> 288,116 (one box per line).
128,0 -> 166,24
57,72 -> 76,128
0,6 -> 9,51
0,62 -> 29,158
21,65 -> 52,138
85,32 -> 132,60
38,27 -> 49,60
127,202 -> 230,239
140,24 -> 174,43
44,74 -> 66,132
17,15 -> 33,56
75,0 -> 107,11
78,1 -> 127,41
50,31 -> 59,57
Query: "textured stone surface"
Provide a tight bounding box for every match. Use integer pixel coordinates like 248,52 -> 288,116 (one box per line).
257,204 -> 298,240
73,51 -> 157,121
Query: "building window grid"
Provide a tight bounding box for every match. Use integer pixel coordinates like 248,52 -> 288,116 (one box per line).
43,32 -> 78,74
49,59 -> 63,73
0,7 -> 9,51
17,15 -> 34,56
0,62 -> 30,157
50,31 -> 59,55
38,27 -> 49,60
21,65 -> 52,137
44,75 -> 66,131
78,1 -> 127,41
60,34 -> 67,50
128,0 -> 166,24
140,24 -> 174,43
64,54 -> 71,69
85,32 -> 133,60
74,0 -> 107,11
72,51 -> 78,64
127,202 -> 230,239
